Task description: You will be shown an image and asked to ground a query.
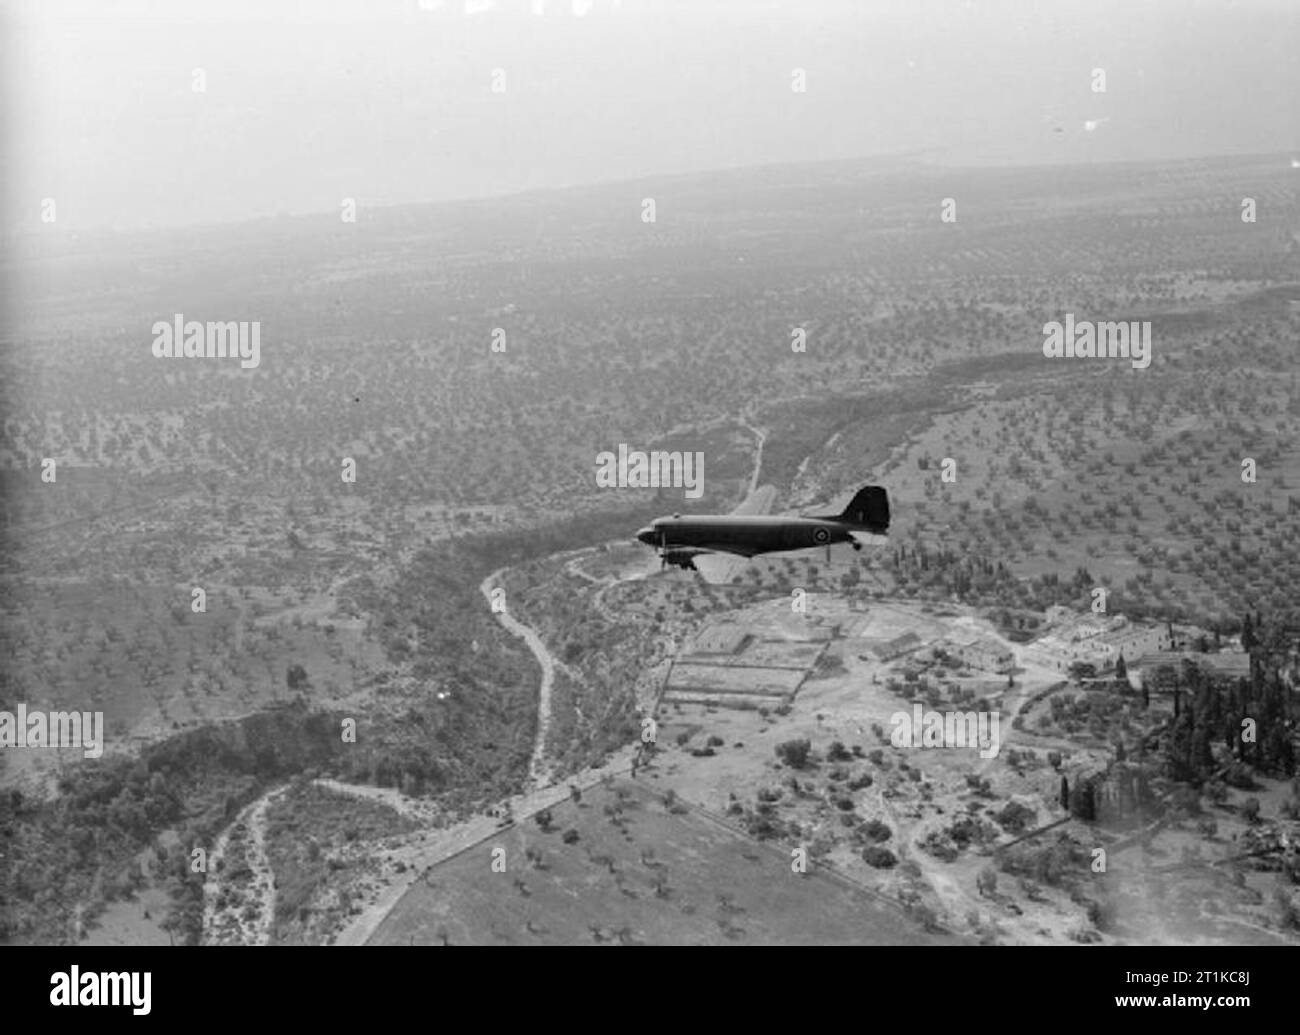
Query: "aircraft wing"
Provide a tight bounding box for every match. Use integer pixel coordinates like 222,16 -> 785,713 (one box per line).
692,549 -> 748,585
733,483 -> 776,517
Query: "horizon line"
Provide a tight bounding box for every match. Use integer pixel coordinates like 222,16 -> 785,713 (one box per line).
7,144 -> 1297,244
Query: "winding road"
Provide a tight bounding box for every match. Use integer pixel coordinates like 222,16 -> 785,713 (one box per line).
737,418 -> 766,497
202,784 -> 289,946
481,568 -> 558,791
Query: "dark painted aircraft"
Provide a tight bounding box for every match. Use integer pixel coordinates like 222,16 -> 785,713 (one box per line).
636,485 -> 889,572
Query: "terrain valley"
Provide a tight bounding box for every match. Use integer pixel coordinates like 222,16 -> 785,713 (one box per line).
2,152 -> 1299,946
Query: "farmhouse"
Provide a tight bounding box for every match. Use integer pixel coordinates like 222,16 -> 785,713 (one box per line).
945,635 -> 1014,673
1096,619 -> 1171,663
1029,613 -> 1171,673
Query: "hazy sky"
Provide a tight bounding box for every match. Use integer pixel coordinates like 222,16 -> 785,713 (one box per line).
3,0 -> 1297,231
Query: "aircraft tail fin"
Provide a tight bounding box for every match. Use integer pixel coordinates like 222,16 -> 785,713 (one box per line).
838,485 -> 889,533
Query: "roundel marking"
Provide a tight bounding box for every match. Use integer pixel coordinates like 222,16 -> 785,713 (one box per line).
813,526 -> 830,544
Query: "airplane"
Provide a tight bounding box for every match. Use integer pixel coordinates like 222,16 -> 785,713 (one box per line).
636,485 -> 889,573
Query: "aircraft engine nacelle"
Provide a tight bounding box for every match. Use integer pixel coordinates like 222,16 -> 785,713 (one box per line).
661,548 -> 705,572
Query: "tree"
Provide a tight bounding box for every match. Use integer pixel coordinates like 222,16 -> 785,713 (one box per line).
775,738 -> 812,769
286,664 -> 309,692
1241,614 -> 1257,651
976,866 -> 998,898
1068,661 -> 1097,682
534,808 -> 554,832
1069,777 -> 1097,822
862,845 -> 897,868
1059,775 -> 1070,812
1114,653 -> 1128,683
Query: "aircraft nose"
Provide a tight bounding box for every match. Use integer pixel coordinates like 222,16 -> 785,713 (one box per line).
636,526 -> 656,545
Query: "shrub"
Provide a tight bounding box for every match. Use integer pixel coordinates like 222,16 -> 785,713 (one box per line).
775,739 -> 812,769
920,832 -> 959,862
1086,898 -> 1117,932
1274,888 -> 1300,931
1169,786 -> 1202,817
908,902 -> 942,933
994,801 -> 1037,835
862,845 -> 897,869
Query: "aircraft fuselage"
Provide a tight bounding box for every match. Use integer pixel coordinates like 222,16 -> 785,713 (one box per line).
636,514 -> 855,558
